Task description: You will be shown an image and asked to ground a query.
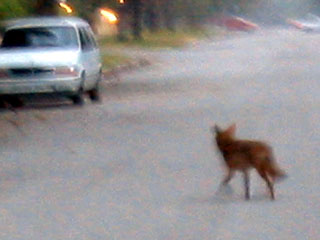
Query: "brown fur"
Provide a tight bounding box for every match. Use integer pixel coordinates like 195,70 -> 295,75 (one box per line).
212,124 -> 287,200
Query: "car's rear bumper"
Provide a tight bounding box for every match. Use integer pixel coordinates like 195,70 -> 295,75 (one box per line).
0,77 -> 82,95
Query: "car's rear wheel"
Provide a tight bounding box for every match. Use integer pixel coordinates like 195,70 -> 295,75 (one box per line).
88,87 -> 100,102
88,72 -> 102,103
70,92 -> 84,105
8,96 -> 24,108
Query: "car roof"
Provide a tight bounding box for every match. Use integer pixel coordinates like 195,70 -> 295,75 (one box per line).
4,17 -> 89,30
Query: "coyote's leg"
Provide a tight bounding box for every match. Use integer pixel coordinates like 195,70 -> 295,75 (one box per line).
222,169 -> 234,185
243,171 -> 250,200
258,168 -> 275,200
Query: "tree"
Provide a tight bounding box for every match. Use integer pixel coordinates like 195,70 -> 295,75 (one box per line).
143,0 -> 160,32
116,1 -> 130,41
114,0 -> 143,40
0,0 -> 32,20
34,0 -> 58,16
129,0 -> 142,39
160,0 -> 176,31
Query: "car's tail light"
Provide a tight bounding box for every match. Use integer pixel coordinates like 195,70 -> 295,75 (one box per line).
54,66 -> 79,77
0,69 -> 8,78
288,20 -> 304,29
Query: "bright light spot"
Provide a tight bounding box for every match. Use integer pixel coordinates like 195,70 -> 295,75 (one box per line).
100,9 -> 118,24
119,0 -> 125,4
59,2 -> 73,14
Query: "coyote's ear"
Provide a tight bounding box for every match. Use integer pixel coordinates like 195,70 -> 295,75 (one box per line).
226,123 -> 236,136
211,125 -> 221,134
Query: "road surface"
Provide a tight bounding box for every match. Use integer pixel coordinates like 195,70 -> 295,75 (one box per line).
0,28 -> 319,239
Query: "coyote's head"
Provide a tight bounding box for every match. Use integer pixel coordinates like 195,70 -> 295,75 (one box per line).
211,124 -> 236,149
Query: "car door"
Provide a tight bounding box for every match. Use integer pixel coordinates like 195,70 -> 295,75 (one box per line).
78,27 -> 101,90
85,26 -> 101,83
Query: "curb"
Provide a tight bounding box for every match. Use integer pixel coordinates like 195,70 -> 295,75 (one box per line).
102,58 -> 152,82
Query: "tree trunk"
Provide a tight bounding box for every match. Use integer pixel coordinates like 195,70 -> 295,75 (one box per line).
144,1 -> 159,32
35,0 -> 58,16
130,0 -> 142,39
117,5 -> 130,41
163,5 -> 175,31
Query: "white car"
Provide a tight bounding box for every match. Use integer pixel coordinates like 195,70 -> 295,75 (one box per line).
0,17 -> 102,104
287,14 -> 320,32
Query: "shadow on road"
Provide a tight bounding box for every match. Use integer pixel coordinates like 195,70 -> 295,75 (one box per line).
183,184 -> 273,205
0,95 -> 84,134
182,185 -> 236,206
0,94 -> 88,113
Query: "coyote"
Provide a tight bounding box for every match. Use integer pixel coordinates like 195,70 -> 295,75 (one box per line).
212,124 -> 286,200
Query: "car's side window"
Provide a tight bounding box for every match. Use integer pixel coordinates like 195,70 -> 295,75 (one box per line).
79,27 -> 92,51
85,27 -> 98,49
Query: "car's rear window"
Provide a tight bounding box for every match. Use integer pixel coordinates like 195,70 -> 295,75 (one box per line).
1,26 -> 79,48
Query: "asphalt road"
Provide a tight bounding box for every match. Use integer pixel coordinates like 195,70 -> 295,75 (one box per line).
0,28 -> 319,240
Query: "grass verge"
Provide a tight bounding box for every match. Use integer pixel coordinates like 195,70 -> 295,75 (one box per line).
99,27 -> 215,70
99,28 -> 211,49
101,53 -> 132,72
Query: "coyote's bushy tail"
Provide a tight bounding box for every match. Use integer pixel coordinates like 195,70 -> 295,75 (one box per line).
266,159 -> 287,182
